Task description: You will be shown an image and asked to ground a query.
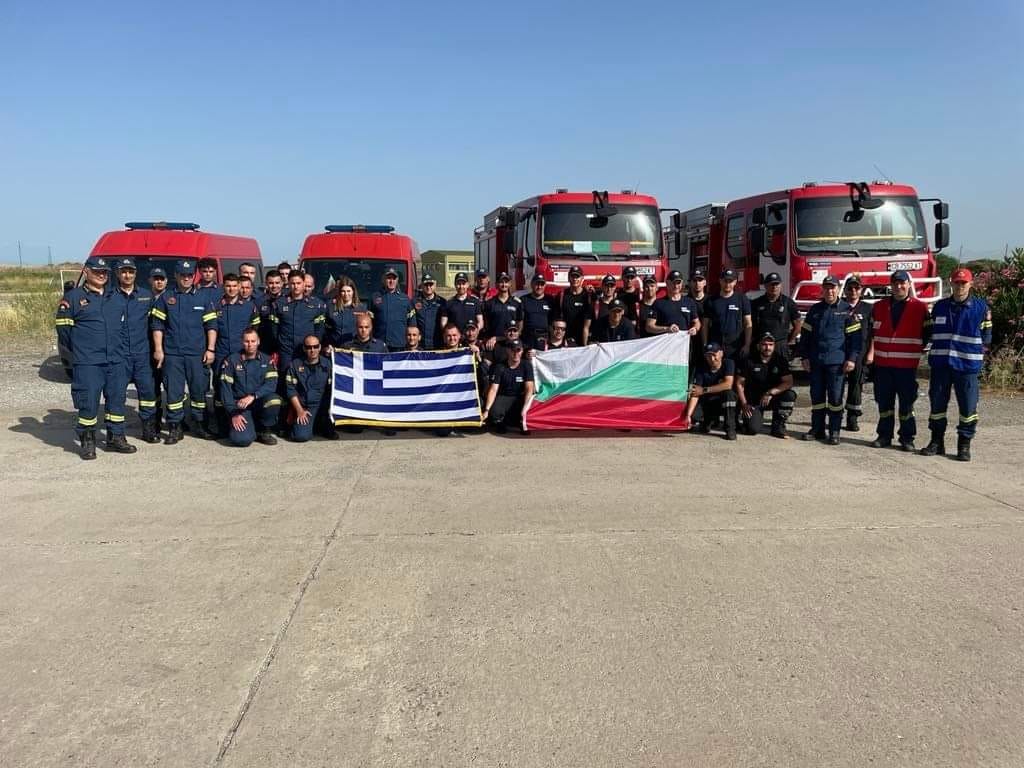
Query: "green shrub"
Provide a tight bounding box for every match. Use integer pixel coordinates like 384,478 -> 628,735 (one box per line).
0,292 -> 61,338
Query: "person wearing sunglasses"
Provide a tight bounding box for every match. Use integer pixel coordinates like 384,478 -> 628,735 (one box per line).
285,334 -> 339,442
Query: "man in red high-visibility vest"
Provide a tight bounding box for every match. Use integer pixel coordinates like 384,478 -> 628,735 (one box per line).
865,270 -> 931,450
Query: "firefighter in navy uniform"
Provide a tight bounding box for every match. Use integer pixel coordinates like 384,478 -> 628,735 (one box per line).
55,256 -> 134,459
212,274 -> 260,436
481,273 -> 522,341
751,272 -> 801,360
286,334 -> 340,442
147,267 -> 169,434
272,270 -> 327,373
706,269 -> 753,363
797,275 -> 863,445
109,258 -> 160,443
589,299 -> 635,342
685,342 -> 737,440
841,276 -> 872,432
520,274 -> 558,349
371,267 -> 417,350
921,267 -> 992,462
439,272 -> 483,336
865,271 -> 929,450
150,259 -> 218,444
194,257 -> 220,305
413,273 -> 446,349
646,270 -> 701,341
218,327 -> 280,447
257,270 -> 284,354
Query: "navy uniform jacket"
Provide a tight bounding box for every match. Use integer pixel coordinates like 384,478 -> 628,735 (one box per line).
285,355 -> 333,408
371,289 -> 416,348
196,281 -> 220,306
218,352 -> 278,413
55,285 -> 128,365
150,287 -> 217,357
414,293 -> 446,349
108,285 -> 154,358
326,302 -> 367,347
214,297 -> 260,360
272,295 -> 327,360
797,299 -> 862,365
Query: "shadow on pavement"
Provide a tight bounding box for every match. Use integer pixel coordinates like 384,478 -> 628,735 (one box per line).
9,409 -> 79,454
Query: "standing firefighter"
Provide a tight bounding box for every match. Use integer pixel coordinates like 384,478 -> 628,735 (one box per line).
866,271 -> 930,451
798,275 -> 863,445
109,258 -> 160,444
55,256 -> 134,459
921,268 -> 992,461
841,276 -> 872,432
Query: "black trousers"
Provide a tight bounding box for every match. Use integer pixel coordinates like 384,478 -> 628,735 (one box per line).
693,391 -> 736,430
845,356 -> 866,416
489,395 -> 525,429
740,389 -> 797,434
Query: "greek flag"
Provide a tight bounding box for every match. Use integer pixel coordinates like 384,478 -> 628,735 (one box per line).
331,349 -> 483,427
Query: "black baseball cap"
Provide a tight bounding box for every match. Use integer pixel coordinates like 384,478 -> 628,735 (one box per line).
608,299 -> 625,311
384,267 -> 399,277
531,273 -> 546,284
454,272 -> 469,282
720,269 -> 738,281
621,266 -> 637,278
642,276 -> 657,286
508,339 -> 524,350
704,342 -> 722,354
764,272 -> 782,284
421,273 -> 436,284
667,270 -> 683,281
497,272 -> 511,282
475,268 -> 488,279
690,269 -> 706,280
150,267 -> 167,278
602,274 -> 616,286
846,275 -> 863,287
114,257 -> 137,271
84,256 -> 110,271
568,266 -> 583,278
822,275 -> 840,287
759,331 -> 776,342
175,259 -> 195,275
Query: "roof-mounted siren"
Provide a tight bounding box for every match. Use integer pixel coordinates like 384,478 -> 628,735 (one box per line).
125,221 -> 200,231
555,187 -> 569,193
620,189 -> 633,194
844,181 -> 884,222
324,225 -> 395,233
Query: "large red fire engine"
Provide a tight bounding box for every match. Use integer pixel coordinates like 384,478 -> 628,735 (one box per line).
667,181 -> 949,309
474,189 -> 676,295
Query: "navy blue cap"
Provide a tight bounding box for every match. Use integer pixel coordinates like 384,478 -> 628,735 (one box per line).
764,272 -> 782,284
150,267 -> 167,278
608,299 -> 625,311
474,268 -> 488,278
497,272 -> 511,281
568,266 -> 583,278
667,270 -> 683,281
602,274 -> 616,285
704,342 -> 722,354
621,266 -> 637,278
758,331 -> 776,342
454,271 -> 469,282
531,273 -> 546,283
384,267 -> 399,277
690,269 -> 706,280
508,339 -> 524,350
642,275 -> 657,285
465,318 -> 478,328
822,275 -> 840,287
720,269 -> 738,281
421,272 -> 436,283
846,275 -> 863,287
114,257 -> 137,270
890,270 -> 911,283
175,259 -> 195,275
84,256 -> 110,271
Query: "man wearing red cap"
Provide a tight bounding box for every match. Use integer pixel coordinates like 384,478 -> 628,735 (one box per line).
921,268 -> 992,461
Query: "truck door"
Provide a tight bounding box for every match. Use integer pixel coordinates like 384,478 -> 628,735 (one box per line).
759,200 -> 790,295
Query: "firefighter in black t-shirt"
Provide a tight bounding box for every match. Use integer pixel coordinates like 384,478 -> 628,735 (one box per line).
481,340 -> 535,434
735,332 -> 796,438
559,266 -> 593,346
685,342 -> 737,440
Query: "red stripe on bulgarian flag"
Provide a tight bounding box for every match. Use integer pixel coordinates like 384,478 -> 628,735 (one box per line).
524,393 -> 689,431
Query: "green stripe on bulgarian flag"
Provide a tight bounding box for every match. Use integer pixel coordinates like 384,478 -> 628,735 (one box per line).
525,334 -> 691,430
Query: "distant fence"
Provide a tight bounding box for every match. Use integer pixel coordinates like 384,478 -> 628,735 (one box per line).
0,242 -> 58,266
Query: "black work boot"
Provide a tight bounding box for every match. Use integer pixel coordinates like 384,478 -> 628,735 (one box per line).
845,413 -> 860,432
956,436 -> 971,462
899,440 -> 916,452
80,429 -> 97,461
191,416 -> 214,440
106,431 -> 138,454
164,423 -> 182,445
919,433 -> 945,456
256,431 -> 278,446
870,437 -> 892,449
724,420 -> 737,441
141,419 -> 161,444
826,432 -> 841,446
802,429 -> 824,441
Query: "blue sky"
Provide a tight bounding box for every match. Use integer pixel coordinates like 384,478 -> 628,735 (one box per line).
2,0 -> 1021,264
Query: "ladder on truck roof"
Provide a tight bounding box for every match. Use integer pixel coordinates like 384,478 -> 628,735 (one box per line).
675,204 -> 725,242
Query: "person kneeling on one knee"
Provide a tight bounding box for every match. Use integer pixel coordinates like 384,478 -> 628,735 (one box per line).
686,342 -> 737,440
481,340 -> 534,434
286,334 -> 338,442
735,332 -> 796,439
218,328 -> 280,447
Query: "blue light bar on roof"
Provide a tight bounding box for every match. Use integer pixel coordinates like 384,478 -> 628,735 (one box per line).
125,222 -> 201,231
324,225 -> 395,233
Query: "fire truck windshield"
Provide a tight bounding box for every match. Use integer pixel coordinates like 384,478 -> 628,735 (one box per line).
541,203 -> 661,260
301,259 -> 409,301
795,195 -> 927,253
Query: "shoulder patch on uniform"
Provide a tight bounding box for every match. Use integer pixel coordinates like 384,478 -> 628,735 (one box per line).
58,299 -> 70,309
298,365 -> 305,372
79,298 -> 89,306
167,297 -> 177,305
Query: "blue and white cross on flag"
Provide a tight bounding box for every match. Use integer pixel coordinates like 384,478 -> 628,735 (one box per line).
331,349 -> 483,428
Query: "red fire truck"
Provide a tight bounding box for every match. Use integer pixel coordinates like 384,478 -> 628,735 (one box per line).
474,189 -> 675,295
298,225 -> 420,300
667,181 -> 949,310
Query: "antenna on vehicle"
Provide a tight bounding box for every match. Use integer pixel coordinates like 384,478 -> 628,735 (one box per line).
872,163 -> 894,184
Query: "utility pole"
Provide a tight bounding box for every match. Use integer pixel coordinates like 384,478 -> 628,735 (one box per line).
48,245 -> 53,266
17,240 -> 23,267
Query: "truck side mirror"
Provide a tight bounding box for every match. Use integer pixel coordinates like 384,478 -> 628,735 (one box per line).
933,202 -> 949,220
502,230 -> 514,253
750,207 -> 766,226
671,212 -> 687,230
934,222 -> 950,251
748,225 -> 766,255
674,231 -> 688,256
526,254 -> 536,267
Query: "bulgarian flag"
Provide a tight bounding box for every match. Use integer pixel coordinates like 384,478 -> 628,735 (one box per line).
523,334 -> 690,430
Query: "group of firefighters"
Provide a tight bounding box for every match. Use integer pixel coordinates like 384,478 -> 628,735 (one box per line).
54,255 -> 992,461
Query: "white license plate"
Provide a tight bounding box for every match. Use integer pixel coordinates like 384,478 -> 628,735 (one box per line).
634,266 -> 656,276
887,261 -> 922,271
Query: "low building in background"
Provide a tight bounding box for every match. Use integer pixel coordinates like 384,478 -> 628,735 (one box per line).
420,250 -> 474,287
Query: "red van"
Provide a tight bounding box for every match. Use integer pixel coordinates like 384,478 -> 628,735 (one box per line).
298,225 -> 420,301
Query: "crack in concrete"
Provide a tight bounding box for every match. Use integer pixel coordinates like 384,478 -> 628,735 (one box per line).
211,440 -> 379,767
